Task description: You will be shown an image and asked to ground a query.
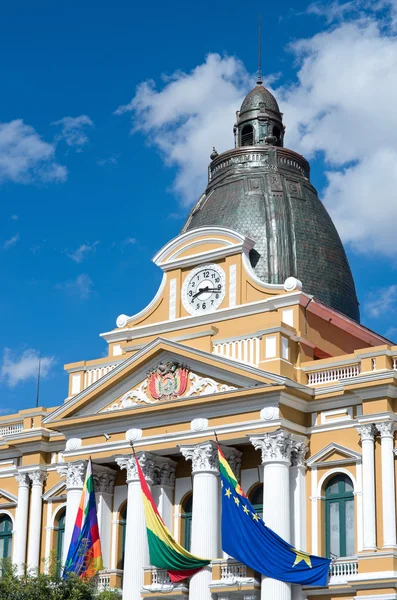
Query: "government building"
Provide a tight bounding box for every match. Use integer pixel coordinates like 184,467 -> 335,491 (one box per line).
1,78 -> 397,600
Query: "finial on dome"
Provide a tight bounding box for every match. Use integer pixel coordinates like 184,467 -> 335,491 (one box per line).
257,15 -> 263,85
210,147 -> 218,160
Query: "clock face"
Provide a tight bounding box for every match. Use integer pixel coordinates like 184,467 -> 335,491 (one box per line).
182,264 -> 226,315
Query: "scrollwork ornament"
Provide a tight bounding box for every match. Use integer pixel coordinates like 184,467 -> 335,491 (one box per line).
251,429 -> 292,464
159,462 -> 176,488
116,452 -> 156,483
57,461 -> 86,489
28,470 -> 48,486
290,440 -> 308,467
357,423 -> 376,442
15,472 -> 30,488
376,421 -> 396,439
180,441 -> 219,473
93,470 -> 116,494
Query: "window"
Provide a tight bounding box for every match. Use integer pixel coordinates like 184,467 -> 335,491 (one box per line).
325,474 -> 354,558
241,125 -> 254,146
0,515 -> 12,562
273,125 -> 281,144
249,485 -> 263,518
181,494 -> 193,551
55,508 -> 66,576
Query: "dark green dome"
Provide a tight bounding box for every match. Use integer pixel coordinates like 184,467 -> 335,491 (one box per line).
182,86 -> 360,322
240,84 -> 280,114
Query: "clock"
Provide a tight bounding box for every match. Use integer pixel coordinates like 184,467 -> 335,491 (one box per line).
182,263 -> 226,315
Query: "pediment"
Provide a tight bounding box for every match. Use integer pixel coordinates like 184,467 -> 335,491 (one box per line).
0,488 -> 17,504
42,480 -> 66,501
44,338 -> 279,423
307,443 -> 361,467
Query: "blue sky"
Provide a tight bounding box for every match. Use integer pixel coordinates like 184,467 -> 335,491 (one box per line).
1,0 -> 397,412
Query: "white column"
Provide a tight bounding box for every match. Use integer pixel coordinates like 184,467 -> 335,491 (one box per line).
12,472 -> 30,574
116,452 -> 156,600
357,424 -> 377,550
377,421 -> 396,548
151,460 -> 176,531
290,441 -> 308,600
180,441 -> 242,600
93,466 -> 116,569
27,469 -> 48,571
251,429 -> 292,600
57,461 -> 86,565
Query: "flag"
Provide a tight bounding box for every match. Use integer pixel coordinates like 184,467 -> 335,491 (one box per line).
135,452 -> 210,582
218,446 -> 331,587
63,459 -> 103,579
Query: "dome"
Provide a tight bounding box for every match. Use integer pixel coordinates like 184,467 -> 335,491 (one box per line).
181,85 -> 360,322
240,84 -> 280,115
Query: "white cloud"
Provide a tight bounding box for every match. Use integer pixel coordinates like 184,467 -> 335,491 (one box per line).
97,154 -> 118,166
66,241 -> 99,263
117,5 -> 397,257
115,54 -> 252,205
3,233 -> 20,249
364,284 -> 397,317
0,348 -> 55,388
52,115 -> 94,151
56,274 -> 94,299
0,119 -> 67,184
10,214 -> 18,220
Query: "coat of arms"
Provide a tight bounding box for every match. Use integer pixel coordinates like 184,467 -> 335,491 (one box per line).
147,361 -> 189,400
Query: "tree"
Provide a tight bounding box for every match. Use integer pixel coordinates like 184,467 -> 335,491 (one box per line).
0,561 -> 121,600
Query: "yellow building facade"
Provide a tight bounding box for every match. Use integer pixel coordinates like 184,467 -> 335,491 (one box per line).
1,83 -> 397,600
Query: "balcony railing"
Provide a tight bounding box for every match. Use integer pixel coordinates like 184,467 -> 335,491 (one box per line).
151,569 -> 172,586
307,365 -> 361,385
329,558 -> 358,583
93,569 -> 122,594
0,423 -> 23,437
84,364 -> 118,388
221,561 -> 247,581
213,336 -> 261,367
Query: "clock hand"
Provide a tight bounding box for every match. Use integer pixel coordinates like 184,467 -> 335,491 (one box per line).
192,286 -> 222,299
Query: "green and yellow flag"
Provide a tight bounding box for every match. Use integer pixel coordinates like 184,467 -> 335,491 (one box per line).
135,453 -> 210,582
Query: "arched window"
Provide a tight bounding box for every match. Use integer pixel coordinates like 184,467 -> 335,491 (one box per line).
273,125 -> 281,144
55,508 -> 66,576
0,514 -> 13,561
241,125 -> 254,146
325,474 -> 354,558
249,485 -> 263,518
181,494 -> 193,551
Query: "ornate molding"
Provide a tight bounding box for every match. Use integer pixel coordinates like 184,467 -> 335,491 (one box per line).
15,472 -> 30,488
57,461 -> 86,489
290,440 -> 309,467
28,470 -> 48,486
251,429 -> 292,464
180,441 -> 241,476
115,452 -> 174,484
103,369 -> 236,412
376,421 -> 396,439
152,461 -> 176,488
93,468 -> 116,494
190,417 -> 208,432
357,424 -> 376,442
65,438 -> 82,451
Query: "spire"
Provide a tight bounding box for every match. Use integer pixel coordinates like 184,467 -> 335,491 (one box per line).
257,15 -> 262,85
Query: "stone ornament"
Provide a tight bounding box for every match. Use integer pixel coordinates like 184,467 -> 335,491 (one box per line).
190,417 -> 208,432
180,441 -> 242,477
93,468 -> 116,494
290,440 -> 309,467
65,437 -> 82,451
152,461 -> 176,488
15,472 -> 30,487
283,277 -> 302,292
125,428 -> 143,442
357,423 -> 376,442
376,421 -> 396,439
260,406 -> 279,421
116,452 -> 176,487
251,429 -> 292,463
28,470 -> 48,486
103,370 -> 236,412
116,314 -> 129,328
57,461 -> 87,489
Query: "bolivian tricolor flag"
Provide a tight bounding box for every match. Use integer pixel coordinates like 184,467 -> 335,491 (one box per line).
135,453 -> 210,582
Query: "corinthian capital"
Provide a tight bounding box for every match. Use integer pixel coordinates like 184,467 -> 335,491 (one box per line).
28,470 -> 48,486
357,424 -> 376,442
180,441 -> 219,473
15,472 -> 30,488
57,461 -> 86,489
290,439 -> 309,467
115,452 -> 156,483
154,461 -> 176,488
251,429 -> 292,464
376,421 -> 396,439
93,466 -> 116,494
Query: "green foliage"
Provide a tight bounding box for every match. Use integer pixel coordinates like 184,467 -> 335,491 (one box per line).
0,561 -> 120,600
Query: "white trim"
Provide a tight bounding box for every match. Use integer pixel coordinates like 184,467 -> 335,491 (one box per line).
115,273 -> 167,329
51,503 -> 67,528
307,442 -> 361,467
0,488 -> 18,503
0,508 -> 14,526
42,480 -> 66,501
311,467 -> 318,554
317,467 -> 357,497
